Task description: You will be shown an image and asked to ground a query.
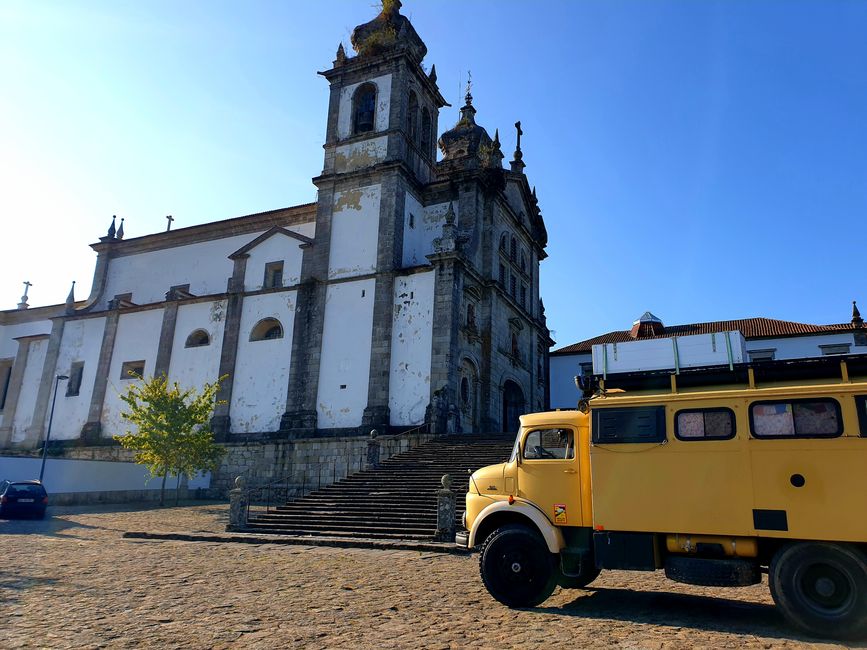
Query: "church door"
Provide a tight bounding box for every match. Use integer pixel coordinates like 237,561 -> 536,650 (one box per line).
502,380 -> 525,433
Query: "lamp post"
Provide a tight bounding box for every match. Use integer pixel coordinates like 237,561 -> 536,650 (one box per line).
39,374 -> 68,483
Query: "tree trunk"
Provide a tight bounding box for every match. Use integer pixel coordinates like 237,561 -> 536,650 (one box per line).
160,471 -> 167,507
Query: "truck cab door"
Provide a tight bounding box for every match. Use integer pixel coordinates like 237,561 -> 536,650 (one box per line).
516,426 -> 583,527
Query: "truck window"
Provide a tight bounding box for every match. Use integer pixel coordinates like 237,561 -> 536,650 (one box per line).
675,408 -> 735,440
524,428 -> 574,460
592,406 -> 666,444
856,395 -> 867,437
750,399 -> 842,438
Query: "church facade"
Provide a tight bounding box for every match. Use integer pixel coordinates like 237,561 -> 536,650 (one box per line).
0,1 -> 551,451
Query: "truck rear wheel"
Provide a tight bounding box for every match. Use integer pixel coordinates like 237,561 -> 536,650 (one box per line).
769,542 -> 867,640
479,524 -> 558,608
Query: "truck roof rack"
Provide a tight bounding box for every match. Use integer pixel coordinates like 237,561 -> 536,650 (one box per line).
583,353 -> 867,396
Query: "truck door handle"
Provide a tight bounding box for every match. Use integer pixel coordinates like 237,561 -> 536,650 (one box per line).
563,469 -> 577,474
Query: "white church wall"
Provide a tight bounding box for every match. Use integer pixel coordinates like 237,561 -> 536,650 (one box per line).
101,232 -> 266,307
168,300 -> 227,392
230,292 -> 296,433
0,320 -> 52,358
334,136 -> 388,173
11,338 -> 47,443
243,234 -> 307,291
401,199 -> 455,267
101,309 -> 164,438
49,317 -> 106,440
317,279 -> 376,429
328,185 -> 381,280
336,74 -> 392,139
388,271 -> 434,426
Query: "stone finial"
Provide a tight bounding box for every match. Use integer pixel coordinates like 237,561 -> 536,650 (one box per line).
369,428 -> 378,439
335,42 -> 347,66
107,215 -> 117,239
444,201 -> 456,226
854,300 -> 864,328
428,63 -> 437,84
64,281 -> 76,315
441,474 -> 453,489
234,476 -> 246,489
116,218 -> 125,240
510,120 -> 526,173
17,280 -> 32,310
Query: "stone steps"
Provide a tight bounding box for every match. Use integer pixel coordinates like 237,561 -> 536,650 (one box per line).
245,432 -> 514,541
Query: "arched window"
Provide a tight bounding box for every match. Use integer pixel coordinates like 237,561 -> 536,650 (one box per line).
520,252 -> 527,274
420,107 -> 432,153
250,318 -> 284,342
500,234 -> 507,251
407,92 -> 418,143
510,237 -> 517,262
460,377 -> 469,404
185,329 -> 210,348
353,83 -> 377,134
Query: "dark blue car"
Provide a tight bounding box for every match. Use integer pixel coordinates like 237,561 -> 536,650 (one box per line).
0,480 -> 48,519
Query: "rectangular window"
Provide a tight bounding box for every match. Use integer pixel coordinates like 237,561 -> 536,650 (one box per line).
0,360 -> 12,411
856,396 -> 867,437
509,274 -> 516,298
592,406 -> 666,444
263,261 -> 284,289
498,263 -> 506,286
524,428 -> 574,460
520,285 -> 527,308
675,408 -> 736,441
748,349 -> 776,362
66,362 -> 84,397
120,360 -> 145,380
819,344 -> 851,356
750,399 -> 842,438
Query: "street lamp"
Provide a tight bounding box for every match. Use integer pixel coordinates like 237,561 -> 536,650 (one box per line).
39,374 -> 68,483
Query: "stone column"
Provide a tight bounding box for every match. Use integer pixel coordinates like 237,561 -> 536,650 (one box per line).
24,318 -> 66,446
365,429 -> 381,470
153,299 -> 179,378
211,258 -> 247,440
434,474 -> 456,543
226,476 -> 249,531
81,311 -> 119,444
426,254 -> 462,433
0,335 -> 45,447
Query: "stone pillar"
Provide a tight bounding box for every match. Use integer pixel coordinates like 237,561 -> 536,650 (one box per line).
153,300 -> 179,378
24,319 -> 66,446
281,185 -> 335,437
434,474 -> 456,543
0,335 -> 45,447
81,311 -> 119,444
426,253 -> 462,433
365,429 -> 381,470
226,476 -> 249,531
211,258 -> 247,440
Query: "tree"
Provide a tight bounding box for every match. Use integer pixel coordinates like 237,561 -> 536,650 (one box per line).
115,374 -> 226,506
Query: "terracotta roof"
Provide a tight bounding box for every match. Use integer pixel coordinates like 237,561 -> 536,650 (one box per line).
551,317 -> 859,355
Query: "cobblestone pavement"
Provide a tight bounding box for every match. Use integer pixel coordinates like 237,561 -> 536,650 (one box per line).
0,503 -> 859,649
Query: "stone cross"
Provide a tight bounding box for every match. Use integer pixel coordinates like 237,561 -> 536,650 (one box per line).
166,215 -> 175,232
515,121 -> 523,151
17,281 -> 32,310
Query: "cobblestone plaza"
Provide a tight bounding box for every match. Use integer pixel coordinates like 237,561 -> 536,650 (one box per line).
0,504 -> 846,649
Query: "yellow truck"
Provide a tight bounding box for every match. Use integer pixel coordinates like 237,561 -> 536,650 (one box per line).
459,357 -> 867,639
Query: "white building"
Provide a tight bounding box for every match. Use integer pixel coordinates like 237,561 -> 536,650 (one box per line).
0,1 -> 552,452
550,306 -> 867,408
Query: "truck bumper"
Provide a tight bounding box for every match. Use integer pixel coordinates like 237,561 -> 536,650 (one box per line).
455,530 -> 470,549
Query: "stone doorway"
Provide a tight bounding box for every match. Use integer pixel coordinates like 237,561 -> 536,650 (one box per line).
501,380 -> 525,433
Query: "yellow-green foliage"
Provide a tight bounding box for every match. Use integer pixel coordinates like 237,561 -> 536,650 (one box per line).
115,373 -> 227,503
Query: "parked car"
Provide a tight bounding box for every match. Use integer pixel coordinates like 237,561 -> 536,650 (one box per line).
0,480 -> 48,519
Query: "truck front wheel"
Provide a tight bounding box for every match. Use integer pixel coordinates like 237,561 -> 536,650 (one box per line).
479,524 -> 558,608
769,542 -> 867,640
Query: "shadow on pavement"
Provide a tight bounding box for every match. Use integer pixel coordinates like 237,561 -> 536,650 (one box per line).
538,586 -> 867,646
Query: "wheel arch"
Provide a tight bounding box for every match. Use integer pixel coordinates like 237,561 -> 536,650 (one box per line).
469,500 -> 565,553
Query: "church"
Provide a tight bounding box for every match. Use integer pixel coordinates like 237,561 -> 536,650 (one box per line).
0,1 -> 551,453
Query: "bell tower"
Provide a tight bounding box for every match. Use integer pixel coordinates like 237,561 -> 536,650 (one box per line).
281,0 -> 448,436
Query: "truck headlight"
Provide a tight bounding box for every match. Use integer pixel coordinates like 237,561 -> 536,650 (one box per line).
462,511 -> 467,529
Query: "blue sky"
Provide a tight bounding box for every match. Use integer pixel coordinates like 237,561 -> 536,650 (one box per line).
1,0 -> 865,347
